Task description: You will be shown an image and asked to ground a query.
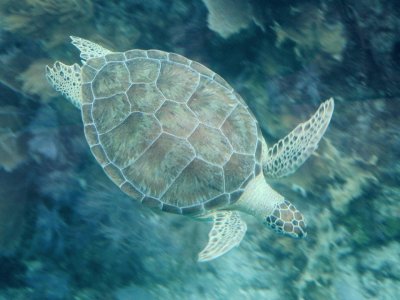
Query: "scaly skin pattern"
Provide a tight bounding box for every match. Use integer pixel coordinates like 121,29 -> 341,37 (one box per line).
265,199 -> 306,238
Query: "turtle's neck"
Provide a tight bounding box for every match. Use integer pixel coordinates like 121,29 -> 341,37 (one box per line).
231,173 -> 284,220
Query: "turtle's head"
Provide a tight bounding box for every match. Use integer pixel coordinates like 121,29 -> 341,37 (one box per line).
264,199 -> 306,238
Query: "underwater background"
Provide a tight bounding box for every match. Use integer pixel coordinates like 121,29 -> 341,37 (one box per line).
0,0 -> 399,299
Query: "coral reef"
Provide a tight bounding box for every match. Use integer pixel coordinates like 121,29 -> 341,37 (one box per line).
0,170 -> 28,255
17,59 -> 57,102
0,33 -> 41,99
0,0 -> 93,47
0,105 -> 28,172
201,0 -> 256,38
272,4 -> 346,61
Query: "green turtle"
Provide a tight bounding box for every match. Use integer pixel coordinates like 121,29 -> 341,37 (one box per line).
46,37 -> 334,262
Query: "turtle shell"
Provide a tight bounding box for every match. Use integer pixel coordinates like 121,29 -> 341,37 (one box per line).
80,49 -> 263,215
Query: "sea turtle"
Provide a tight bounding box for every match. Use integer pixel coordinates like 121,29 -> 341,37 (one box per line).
46,37 -> 334,262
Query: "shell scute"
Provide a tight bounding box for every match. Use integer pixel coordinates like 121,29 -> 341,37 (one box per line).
122,133 -> 195,198
91,144 -> 108,166
223,153 -> 255,192
161,203 -> 182,214
190,61 -> 215,78
105,52 -> 125,62
168,52 -> 191,66
181,204 -> 205,216
86,56 -> 106,70
92,93 -> 130,134
99,113 -> 161,168
188,124 -> 232,165
81,83 -> 94,104
91,62 -> 130,98
126,58 -> 160,83
155,101 -> 198,138
142,196 -> 163,209
204,194 -> 230,210
187,76 -> 237,128
126,83 -> 164,113
81,104 -> 93,124
221,104 -> 258,154
157,61 -> 199,102
104,163 -> 125,186
213,73 -> 233,91
125,49 -> 147,60
121,182 -> 143,200
84,124 -> 98,146
161,159 -> 225,208
82,66 -> 97,83
147,49 -> 168,60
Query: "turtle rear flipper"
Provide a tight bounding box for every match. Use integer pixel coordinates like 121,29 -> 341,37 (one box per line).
263,98 -> 334,178
70,36 -> 112,61
198,211 -> 247,262
46,62 -> 82,109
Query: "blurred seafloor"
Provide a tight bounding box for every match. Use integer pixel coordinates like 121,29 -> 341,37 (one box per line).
0,0 -> 399,299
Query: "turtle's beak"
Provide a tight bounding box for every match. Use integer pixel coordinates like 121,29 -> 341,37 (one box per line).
264,199 -> 307,238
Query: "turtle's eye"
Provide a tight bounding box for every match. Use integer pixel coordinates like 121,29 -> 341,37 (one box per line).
264,200 -> 306,238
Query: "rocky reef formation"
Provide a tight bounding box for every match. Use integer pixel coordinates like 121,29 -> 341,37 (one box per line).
0,0 -> 399,299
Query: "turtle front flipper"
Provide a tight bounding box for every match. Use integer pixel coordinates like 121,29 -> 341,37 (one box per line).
198,211 -> 247,262
263,98 -> 334,178
45,62 -> 82,109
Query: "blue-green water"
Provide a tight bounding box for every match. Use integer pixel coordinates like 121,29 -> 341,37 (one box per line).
0,0 -> 399,299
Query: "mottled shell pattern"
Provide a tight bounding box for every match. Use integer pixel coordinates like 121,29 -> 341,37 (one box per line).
81,49 -> 263,215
